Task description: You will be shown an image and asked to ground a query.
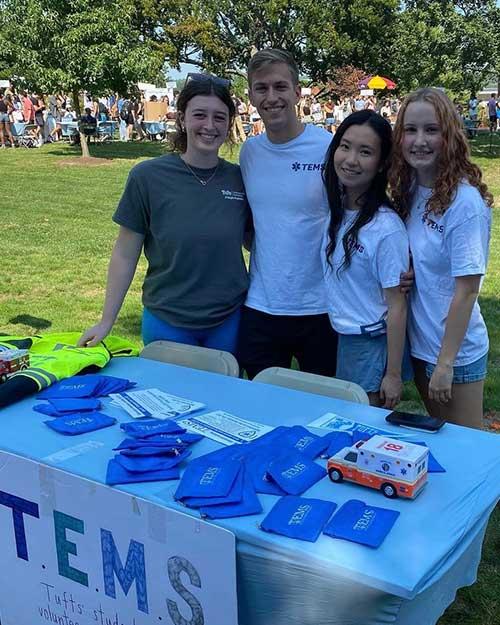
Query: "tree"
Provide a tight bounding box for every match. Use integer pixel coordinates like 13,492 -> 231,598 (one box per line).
138,0 -> 400,82
391,1 -> 500,94
0,0 -> 163,157
326,66 -> 367,100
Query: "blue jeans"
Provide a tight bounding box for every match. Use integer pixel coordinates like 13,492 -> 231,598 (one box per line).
141,308 -> 242,355
423,353 -> 488,384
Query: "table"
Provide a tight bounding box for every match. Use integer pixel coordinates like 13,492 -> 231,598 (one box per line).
1,357 -> 499,625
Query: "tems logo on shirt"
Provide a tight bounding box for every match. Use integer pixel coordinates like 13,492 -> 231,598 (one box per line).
221,189 -> 246,201
421,214 -> 444,233
291,162 -> 325,172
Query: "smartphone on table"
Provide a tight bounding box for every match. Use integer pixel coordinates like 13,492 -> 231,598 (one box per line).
385,410 -> 445,433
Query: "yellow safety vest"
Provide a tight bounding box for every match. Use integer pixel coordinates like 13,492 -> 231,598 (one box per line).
0,333 -> 139,390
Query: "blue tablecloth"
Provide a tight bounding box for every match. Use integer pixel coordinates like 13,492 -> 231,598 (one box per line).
1,357 -> 499,625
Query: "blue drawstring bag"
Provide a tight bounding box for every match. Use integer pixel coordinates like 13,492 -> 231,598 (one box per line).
117,442 -> 186,457
267,451 -> 326,496
120,418 -> 186,438
49,398 -> 102,413
33,398 -> 102,417
106,459 -> 180,485
38,374 -> 135,399
413,442 -> 446,473
94,375 -> 136,396
138,432 -> 204,445
199,469 -> 262,519
114,435 -> 193,452
44,412 -> 116,435
33,403 -> 67,418
181,462 -> 246,508
38,376 -> 104,399
174,459 -> 243,501
323,499 -> 400,548
260,496 -> 337,542
115,449 -> 191,473
246,449 -> 287,496
352,431 -> 372,444
282,426 -> 332,459
324,432 -> 354,458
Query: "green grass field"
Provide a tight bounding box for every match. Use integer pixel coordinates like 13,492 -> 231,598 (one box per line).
0,136 -> 498,624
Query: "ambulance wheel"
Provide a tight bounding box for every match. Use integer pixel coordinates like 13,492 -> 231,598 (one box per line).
381,483 -> 397,499
329,468 -> 343,483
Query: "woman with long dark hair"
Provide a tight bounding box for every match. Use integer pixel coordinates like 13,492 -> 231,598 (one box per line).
323,110 -> 410,407
79,75 -> 250,355
390,88 -> 492,428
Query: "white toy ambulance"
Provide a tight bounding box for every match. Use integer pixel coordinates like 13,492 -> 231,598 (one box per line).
327,435 -> 429,499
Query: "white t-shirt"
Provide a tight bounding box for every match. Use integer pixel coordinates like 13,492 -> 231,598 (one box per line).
407,183 -> 491,366
323,207 -> 409,334
240,124 -> 332,315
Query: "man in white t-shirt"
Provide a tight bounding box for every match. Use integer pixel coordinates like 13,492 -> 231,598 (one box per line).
237,49 -> 338,378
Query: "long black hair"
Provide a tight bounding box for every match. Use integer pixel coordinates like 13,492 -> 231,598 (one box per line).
323,110 -> 393,272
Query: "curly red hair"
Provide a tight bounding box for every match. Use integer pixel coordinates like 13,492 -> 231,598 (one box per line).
389,88 -> 493,220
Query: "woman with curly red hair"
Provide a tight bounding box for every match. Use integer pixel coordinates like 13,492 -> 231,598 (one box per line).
390,87 -> 493,429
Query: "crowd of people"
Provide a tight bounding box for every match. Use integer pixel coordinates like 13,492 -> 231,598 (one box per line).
76,49 -> 493,432
2,81 -> 498,149
0,89 -> 179,147
236,94 -> 403,138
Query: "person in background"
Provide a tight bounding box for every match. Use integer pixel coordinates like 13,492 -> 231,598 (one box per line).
21,91 -> 34,124
32,93 -> 46,146
390,87 -> 493,429
0,89 -> 15,148
323,99 -> 335,133
354,95 -> 365,111
488,93 -> 498,132
323,110 -> 410,408
79,75 -> 251,355
232,96 -> 247,142
468,93 -> 478,121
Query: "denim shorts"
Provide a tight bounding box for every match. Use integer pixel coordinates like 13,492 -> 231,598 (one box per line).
0,113 -> 9,123
423,353 -> 488,384
336,332 -> 413,393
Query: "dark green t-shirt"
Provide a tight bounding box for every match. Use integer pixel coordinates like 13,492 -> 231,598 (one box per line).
113,153 -> 250,329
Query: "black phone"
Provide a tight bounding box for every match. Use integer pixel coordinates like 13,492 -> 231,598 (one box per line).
385,410 -> 445,433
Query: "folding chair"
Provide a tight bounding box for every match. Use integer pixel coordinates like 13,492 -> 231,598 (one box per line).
97,120 -> 116,142
11,122 -> 37,148
140,340 -> 240,377
78,120 -> 98,144
253,367 -> 369,404
60,121 -> 79,143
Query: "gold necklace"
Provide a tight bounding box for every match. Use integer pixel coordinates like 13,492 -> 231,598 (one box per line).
182,158 -> 220,186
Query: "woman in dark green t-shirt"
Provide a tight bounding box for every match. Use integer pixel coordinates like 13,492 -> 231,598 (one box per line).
79,77 -> 251,355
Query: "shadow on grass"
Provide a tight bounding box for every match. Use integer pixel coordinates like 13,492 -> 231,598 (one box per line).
47,141 -> 168,161
8,314 -> 52,331
469,132 -> 500,159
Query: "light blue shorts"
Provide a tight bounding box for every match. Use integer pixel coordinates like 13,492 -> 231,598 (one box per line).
336,333 -> 413,393
422,353 -> 488,384
0,113 -> 10,123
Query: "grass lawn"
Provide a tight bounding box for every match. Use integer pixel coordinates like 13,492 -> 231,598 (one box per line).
0,134 -> 499,624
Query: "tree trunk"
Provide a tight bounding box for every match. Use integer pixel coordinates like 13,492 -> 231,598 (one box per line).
72,88 -> 90,158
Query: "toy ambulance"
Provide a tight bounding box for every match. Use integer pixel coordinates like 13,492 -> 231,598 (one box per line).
327,435 -> 428,499
0,349 -> 30,383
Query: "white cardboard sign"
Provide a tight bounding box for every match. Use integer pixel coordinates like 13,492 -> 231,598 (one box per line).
0,451 -> 237,625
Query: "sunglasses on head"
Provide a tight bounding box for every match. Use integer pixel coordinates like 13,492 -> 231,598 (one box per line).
186,72 -> 231,90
